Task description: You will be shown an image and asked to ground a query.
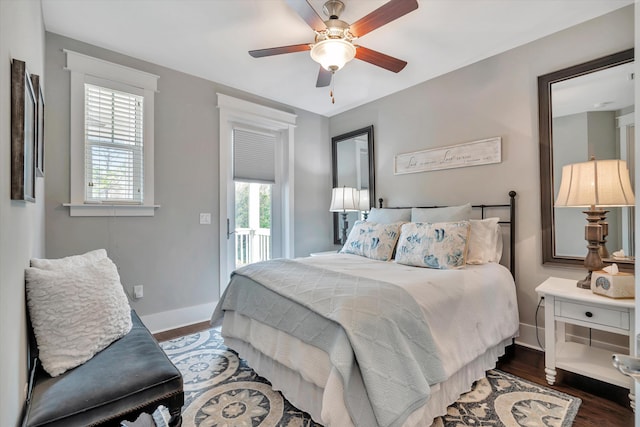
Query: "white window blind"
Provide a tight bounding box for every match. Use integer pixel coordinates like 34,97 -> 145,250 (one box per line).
233,128 -> 276,184
84,83 -> 144,203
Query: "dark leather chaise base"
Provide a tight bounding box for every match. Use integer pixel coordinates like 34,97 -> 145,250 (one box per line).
23,310 -> 184,427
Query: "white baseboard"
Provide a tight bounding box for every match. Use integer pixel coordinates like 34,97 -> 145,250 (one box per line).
515,322 -> 630,354
515,322 -> 544,351
140,301 -> 218,334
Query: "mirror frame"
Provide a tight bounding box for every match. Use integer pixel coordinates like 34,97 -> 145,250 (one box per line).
332,125 -> 375,245
538,48 -> 634,270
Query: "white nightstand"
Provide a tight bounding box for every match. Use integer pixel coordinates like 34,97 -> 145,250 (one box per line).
536,276 -> 635,407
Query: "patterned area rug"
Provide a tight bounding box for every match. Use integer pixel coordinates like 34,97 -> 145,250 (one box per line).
160,328 -> 581,427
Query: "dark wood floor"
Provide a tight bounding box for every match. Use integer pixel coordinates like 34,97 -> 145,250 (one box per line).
156,325 -> 634,426
496,345 -> 633,427
153,321 -> 210,342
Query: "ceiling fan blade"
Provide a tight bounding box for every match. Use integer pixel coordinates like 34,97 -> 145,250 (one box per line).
284,0 -> 327,32
355,46 -> 407,73
249,43 -> 311,58
316,67 -> 332,87
349,0 -> 418,38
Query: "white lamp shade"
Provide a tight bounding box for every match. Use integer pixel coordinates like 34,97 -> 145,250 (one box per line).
357,189 -> 370,211
555,159 -> 635,207
310,39 -> 356,71
330,187 -> 359,212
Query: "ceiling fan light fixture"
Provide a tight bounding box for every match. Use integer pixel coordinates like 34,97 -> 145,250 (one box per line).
310,39 -> 356,72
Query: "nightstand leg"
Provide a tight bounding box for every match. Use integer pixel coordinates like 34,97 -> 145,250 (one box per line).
545,367 -> 557,385
544,295 -> 557,385
629,312 -> 636,412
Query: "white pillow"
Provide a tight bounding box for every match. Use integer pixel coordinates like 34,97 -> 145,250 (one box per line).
395,221 -> 470,269
25,257 -> 132,377
340,220 -> 403,261
30,249 -> 108,270
367,208 -> 411,224
411,203 -> 472,223
467,218 -> 502,264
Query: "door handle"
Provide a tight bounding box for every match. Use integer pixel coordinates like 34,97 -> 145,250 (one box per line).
226,218 -> 235,240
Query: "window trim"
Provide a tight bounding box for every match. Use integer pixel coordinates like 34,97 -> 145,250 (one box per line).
64,50 -> 159,216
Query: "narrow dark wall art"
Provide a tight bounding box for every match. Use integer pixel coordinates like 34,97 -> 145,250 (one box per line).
11,58 -> 36,202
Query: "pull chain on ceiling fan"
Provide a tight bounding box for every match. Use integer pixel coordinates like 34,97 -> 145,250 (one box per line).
249,0 -> 419,97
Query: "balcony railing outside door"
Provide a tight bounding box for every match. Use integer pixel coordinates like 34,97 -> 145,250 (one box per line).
235,227 -> 271,267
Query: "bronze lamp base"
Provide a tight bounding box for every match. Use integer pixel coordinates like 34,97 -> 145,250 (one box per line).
579,207 -> 605,289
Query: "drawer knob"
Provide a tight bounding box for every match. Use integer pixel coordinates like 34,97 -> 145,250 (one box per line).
585,311 -> 593,318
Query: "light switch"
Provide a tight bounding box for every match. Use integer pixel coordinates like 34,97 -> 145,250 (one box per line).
199,213 -> 211,224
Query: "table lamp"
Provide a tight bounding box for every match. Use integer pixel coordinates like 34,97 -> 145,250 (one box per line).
330,186 -> 358,245
358,189 -> 370,220
555,157 -> 635,288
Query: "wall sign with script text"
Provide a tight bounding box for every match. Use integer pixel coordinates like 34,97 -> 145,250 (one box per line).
394,137 -> 502,175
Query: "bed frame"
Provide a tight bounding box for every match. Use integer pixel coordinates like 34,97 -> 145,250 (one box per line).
377,190 -> 517,278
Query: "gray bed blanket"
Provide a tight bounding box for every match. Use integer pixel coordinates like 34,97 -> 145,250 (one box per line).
211,259 -> 446,427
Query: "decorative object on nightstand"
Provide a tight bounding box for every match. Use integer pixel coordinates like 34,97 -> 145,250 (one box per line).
330,186 -> 358,245
554,157 -> 635,289
357,188 -> 370,220
591,264 -> 635,299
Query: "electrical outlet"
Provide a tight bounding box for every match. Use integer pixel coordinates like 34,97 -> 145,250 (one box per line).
133,285 -> 144,299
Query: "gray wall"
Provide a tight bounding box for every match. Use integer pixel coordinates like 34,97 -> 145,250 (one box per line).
44,33 -> 332,321
329,6 -> 634,348
0,2 -> 46,426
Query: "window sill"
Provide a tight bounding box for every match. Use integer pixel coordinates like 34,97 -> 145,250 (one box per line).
63,203 -> 160,217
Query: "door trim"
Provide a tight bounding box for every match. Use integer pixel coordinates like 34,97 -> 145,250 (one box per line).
217,94 -> 297,296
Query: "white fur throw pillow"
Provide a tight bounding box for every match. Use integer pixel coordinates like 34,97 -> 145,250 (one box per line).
467,218 -> 502,264
25,257 -> 132,377
30,248 -> 107,270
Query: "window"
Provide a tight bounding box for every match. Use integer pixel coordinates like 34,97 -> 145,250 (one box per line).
64,50 -> 159,216
85,83 -> 144,203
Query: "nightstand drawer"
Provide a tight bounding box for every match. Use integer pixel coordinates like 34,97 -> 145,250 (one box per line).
555,299 -> 630,330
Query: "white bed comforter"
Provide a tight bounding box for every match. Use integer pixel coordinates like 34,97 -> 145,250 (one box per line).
219,253 -> 519,426
297,254 -> 519,377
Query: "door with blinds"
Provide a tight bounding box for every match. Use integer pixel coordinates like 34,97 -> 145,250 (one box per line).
226,127 -> 282,273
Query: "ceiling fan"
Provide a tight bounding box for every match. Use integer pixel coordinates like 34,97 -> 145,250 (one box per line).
249,0 -> 419,88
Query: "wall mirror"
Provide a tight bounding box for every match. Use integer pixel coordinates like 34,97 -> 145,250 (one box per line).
332,125 -> 375,245
539,48 -> 635,270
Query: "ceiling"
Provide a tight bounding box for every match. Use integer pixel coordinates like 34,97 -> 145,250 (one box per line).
552,61 -> 634,117
41,0 -> 632,117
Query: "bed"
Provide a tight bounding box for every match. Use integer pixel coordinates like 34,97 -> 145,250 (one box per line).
211,191 -> 519,427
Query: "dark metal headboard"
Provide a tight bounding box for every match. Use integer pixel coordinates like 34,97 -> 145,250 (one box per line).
377,190 -> 517,279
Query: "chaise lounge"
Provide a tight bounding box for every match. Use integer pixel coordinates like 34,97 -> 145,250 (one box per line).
21,250 -> 184,427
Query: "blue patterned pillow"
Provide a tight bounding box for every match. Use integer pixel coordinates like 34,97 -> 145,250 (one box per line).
395,221 -> 470,269
340,221 -> 403,261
